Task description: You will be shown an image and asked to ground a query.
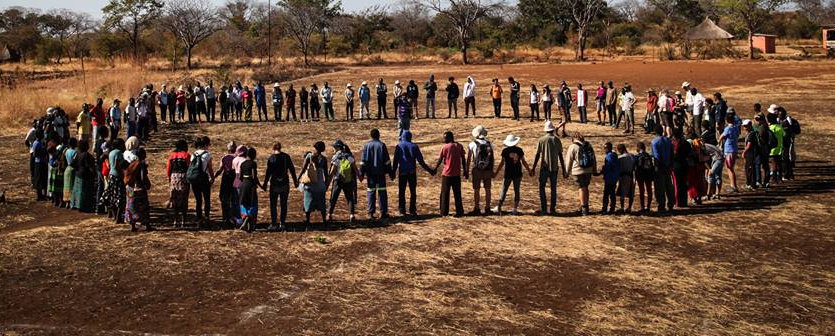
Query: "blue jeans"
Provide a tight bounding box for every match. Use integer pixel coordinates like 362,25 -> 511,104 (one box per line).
366,173 -> 388,216
602,181 -> 617,212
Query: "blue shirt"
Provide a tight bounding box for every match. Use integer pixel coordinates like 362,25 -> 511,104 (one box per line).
359,87 -> 371,102
651,136 -> 673,170
360,139 -> 391,176
392,131 -> 428,175
109,149 -> 124,177
722,124 -> 740,154
254,85 -> 266,105
602,151 -> 620,183
31,140 -> 47,163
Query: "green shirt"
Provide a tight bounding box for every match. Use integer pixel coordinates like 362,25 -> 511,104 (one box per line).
769,124 -> 785,156
536,134 -> 563,172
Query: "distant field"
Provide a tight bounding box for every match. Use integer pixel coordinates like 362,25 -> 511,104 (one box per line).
1,60 -> 835,335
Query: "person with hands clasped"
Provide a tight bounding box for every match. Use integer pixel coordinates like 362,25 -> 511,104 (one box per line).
491,134 -> 531,216
434,131 -> 467,217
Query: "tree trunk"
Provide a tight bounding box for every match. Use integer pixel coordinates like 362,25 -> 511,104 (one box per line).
576,26 -> 585,61
133,25 -> 139,61
747,29 -> 754,60
460,30 -> 468,65
187,45 -> 193,69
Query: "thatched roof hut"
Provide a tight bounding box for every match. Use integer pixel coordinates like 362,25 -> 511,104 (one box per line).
685,18 -> 734,40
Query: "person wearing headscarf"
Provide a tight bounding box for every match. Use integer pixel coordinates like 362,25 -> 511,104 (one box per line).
71,139 -> 97,213
62,137 -> 78,208
124,148 -> 152,232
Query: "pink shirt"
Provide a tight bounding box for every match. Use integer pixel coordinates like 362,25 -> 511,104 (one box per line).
438,142 -> 465,177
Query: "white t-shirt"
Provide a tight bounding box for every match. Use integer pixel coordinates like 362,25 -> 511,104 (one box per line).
468,139 -> 492,166
464,80 -> 476,98
576,89 -> 586,107
191,149 -> 212,173
657,95 -> 669,112
621,92 -> 635,112
530,91 -> 539,104
692,93 -> 705,116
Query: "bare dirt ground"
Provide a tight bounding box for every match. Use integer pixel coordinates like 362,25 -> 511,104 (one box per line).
2,60 -> 835,335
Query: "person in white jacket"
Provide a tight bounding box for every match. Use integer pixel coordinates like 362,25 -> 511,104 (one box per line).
691,87 -> 705,135
464,76 -> 476,117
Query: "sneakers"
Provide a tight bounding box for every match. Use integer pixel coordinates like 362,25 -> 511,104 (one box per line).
467,209 -> 482,216
490,206 -> 501,216
511,208 -> 519,215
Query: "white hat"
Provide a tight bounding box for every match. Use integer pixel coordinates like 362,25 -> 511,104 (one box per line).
674,91 -> 681,95
767,104 -> 779,114
178,85 -> 184,91
503,134 -> 521,147
274,82 -> 280,87
395,80 -> 401,85
347,83 -> 352,87
472,125 -> 487,139
682,82 -> 690,88
544,120 -> 555,132
742,119 -> 752,126
361,81 -> 367,86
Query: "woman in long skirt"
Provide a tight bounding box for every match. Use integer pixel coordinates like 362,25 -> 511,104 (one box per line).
102,138 -> 127,224
31,130 -> 48,201
167,139 -> 190,226
124,148 -> 152,232
63,138 -> 77,208
299,141 -> 328,227
236,147 -> 262,232
71,140 -> 97,213
48,140 -> 65,207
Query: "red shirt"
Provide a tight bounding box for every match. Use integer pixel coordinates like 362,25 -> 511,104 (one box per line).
91,105 -> 106,126
176,92 -> 186,105
438,142 -> 465,177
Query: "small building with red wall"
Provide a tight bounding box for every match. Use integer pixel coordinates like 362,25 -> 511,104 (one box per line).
752,34 -> 776,54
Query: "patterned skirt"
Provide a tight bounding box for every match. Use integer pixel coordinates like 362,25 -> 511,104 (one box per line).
169,172 -> 190,211
63,166 -> 75,200
125,186 -> 150,224
72,175 -> 96,212
102,175 -> 126,211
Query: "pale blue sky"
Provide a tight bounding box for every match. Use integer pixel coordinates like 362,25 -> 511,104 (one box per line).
2,0 -> 518,19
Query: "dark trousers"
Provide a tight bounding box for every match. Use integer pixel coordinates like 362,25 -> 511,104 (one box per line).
447,98 -> 458,118
324,102 -> 334,120
301,103 -> 309,120
465,97 -> 476,116
159,104 -> 167,122
192,182 -> 210,218
196,103 -> 207,122
530,103 -> 540,121
745,155 -> 757,187
366,173 -> 388,215
188,104 -> 197,123
510,95 -> 520,120
398,173 -> 418,214
345,102 -> 354,120
674,168 -> 689,207
538,169 -> 558,213
207,100 -> 216,122
168,103 -> 176,122
286,106 -> 296,121
274,103 -> 283,121
377,98 -> 387,119
311,103 -> 320,120
492,98 -> 502,117
329,180 -> 357,215
578,106 -> 587,123
269,191 -> 289,225
440,176 -> 463,216
654,169 -> 675,211
602,181 -> 617,212
257,102 -> 268,121
607,104 -> 617,126
544,101 -> 553,120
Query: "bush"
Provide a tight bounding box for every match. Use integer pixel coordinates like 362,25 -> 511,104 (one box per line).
659,44 -> 678,61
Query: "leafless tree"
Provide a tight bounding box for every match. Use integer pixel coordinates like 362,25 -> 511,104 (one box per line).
161,0 -> 221,69
277,0 -> 323,66
421,0 -> 501,64
566,0 -> 605,61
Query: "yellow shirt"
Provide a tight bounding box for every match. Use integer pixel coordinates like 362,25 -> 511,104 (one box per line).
76,112 -> 91,136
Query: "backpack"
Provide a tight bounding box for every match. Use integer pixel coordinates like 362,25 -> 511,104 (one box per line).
578,142 -> 596,168
790,119 -> 801,135
186,152 -> 209,185
635,152 -> 657,179
337,156 -> 354,183
474,141 -> 494,170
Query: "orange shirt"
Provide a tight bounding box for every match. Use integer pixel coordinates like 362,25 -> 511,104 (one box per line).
491,85 -> 502,99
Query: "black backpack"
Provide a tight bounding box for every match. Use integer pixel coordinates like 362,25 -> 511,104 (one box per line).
790,119 -> 801,135
474,141 -> 494,170
635,152 -> 657,179
186,152 -> 209,185
578,142 -> 596,168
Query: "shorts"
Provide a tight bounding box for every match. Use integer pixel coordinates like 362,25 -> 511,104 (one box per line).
471,168 -> 492,189
661,113 -> 673,127
724,153 -> 737,169
572,173 -> 592,188
709,159 -> 724,186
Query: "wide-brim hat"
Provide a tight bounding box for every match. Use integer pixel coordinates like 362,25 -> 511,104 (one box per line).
394,80 -> 401,85
347,83 -> 352,87
503,134 -> 521,147
543,120 -> 555,132
472,125 -> 487,139
361,81 -> 367,86
767,104 -> 779,114
682,81 -> 690,88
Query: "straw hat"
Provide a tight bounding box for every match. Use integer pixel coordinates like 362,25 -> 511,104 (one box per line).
394,80 -> 401,85
471,125 -> 487,139
543,120 -> 555,132
502,134 -> 521,147
682,82 -> 690,88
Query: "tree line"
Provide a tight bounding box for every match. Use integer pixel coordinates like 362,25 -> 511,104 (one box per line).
1,0 -> 834,67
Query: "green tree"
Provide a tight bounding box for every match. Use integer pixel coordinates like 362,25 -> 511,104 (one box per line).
717,0 -> 786,59
0,8 -> 43,62
102,0 -> 164,61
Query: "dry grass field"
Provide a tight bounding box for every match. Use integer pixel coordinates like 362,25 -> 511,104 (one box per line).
2,60 -> 835,335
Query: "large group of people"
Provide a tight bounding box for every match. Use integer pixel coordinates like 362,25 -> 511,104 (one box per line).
25,77 -> 802,232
